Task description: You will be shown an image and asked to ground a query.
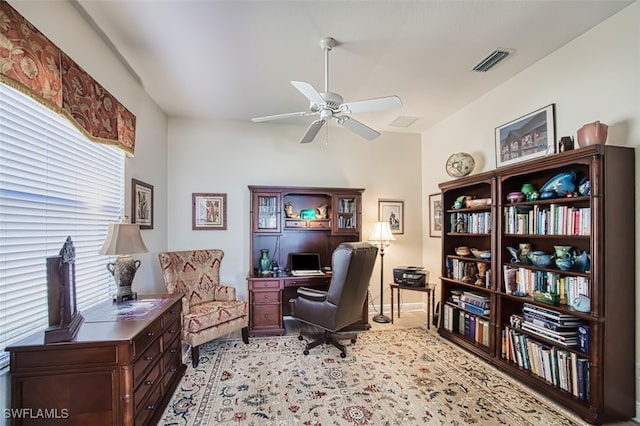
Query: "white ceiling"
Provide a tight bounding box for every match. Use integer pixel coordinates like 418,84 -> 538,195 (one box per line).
74,0 -> 633,136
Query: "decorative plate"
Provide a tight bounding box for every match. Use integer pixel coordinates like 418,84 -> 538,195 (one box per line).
539,171 -> 576,196
446,152 -> 475,178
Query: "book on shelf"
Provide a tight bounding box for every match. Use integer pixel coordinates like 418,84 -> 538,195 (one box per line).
460,291 -> 490,308
522,303 -> 580,324
458,301 -> 490,316
577,325 -> 589,353
521,322 -> 578,347
522,312 -> 579,332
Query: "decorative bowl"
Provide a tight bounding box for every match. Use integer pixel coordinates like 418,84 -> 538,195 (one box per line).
539,171 -> 576,197
506,191 -> 525,203
465,198 -> 491,208
470,248 -> 491,259
539,189 -> 557,199
454,246 -> 471,256
555,257 -> 574,271
533,291 -> 560,305
527,250 -> 553,267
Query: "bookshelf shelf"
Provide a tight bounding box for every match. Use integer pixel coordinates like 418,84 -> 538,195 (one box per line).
438,145 -> 635,424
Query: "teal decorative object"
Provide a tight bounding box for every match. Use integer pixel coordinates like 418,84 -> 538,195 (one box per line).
300,209 -> 316,220
539,171 -> 576,196
259,249 -> 271,274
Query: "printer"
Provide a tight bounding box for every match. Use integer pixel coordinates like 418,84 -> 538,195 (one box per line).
393,266 -> 428,287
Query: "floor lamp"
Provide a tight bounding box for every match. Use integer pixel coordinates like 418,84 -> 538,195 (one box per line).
369,221 -> 395,323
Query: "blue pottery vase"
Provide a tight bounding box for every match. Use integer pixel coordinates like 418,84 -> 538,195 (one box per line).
259,249 -> 271,274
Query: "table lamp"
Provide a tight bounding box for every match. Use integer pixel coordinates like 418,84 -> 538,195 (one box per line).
369,221 -> 395,323
99,219 -> 148,303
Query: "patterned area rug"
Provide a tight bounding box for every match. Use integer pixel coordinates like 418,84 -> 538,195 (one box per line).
159,327 -> 587,425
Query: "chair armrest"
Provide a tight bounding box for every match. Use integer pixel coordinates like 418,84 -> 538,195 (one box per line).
181,296 -> 190,315
297,287 -> 328,302
214,284 -> 237,301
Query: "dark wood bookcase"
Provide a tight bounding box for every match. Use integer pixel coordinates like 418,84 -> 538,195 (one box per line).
438,145 -> 635,424
247,185 -> 367,336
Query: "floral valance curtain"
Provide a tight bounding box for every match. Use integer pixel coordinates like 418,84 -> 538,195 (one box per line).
0,1 -> 136,156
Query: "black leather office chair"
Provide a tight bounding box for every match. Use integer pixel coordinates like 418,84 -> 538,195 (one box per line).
289,242 -> 378,357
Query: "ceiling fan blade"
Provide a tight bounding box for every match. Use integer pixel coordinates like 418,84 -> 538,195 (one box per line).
252,111 -> 312,122
291,81 -> 326,106
300,119 -> 325,144
340,95 -> 403,114
336,116 -> 380,141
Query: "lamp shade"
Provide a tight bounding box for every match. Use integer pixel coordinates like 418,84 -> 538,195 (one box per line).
369,221 -> 395,244
99,223 -> 148,255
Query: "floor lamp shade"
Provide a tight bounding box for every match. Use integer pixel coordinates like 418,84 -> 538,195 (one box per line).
369,221 -> 395,323
99,223 -> 148,303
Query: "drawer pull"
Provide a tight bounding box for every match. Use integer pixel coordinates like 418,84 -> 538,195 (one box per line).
170,310 -> 178,315
169,329 -> 178,334
263,314 -> 269,318
145,380 -> 154,386
170,348 -> 177,353
144,355 -> 154,361
147,331 -> 155,337
263,295 -> 269,299
170,367 -> 177,372
146,404 -> 155,411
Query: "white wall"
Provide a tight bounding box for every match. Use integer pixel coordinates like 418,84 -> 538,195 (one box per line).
167,119 -> 424,307
421,0 -> 640,410
8,0 -> 170,295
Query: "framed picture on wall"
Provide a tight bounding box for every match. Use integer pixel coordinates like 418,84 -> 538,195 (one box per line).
192,193 -> 227,230
132,179 -> 153,229
495,104 -> 556,167
429,193 -> 443,238
378,200 -> 404,234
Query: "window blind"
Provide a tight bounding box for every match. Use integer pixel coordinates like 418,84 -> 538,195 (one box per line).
0,83 -> 124,368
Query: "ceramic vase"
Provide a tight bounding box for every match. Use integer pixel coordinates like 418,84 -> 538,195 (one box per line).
259,249 -> 271,274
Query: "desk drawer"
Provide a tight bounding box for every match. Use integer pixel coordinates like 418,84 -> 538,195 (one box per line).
135,384 -> 162,426
253,291 -> 279,304
133,338 -> 161,388
134,360 -> 161,413
133,319 -> 163,357
251,280 -> 280,289
162,302 -> 181,328
286,278 -> 330,287
251,304 -> 280,327
162,320 -> 181,351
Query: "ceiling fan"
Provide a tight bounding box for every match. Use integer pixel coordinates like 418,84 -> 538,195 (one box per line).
251,37 -> 403,144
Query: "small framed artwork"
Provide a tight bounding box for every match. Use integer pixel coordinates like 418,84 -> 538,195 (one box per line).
132,179 -> 153,229
429,193 -> 443,238
378,199 -> 404,234
193,193 -> 227,230
495,104 -> 556,167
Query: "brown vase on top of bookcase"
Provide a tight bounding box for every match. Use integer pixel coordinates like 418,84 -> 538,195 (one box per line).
438,145 -> 635,424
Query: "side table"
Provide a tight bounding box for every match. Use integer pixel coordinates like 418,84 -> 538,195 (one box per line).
390,283 -> 437,329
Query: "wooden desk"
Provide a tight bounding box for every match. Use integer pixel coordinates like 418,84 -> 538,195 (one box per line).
6,294 -> 185,426
390,283 -> 437,329
247,273 -> 370,336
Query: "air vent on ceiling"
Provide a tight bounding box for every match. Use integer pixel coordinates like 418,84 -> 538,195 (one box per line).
472,49 -> 511,72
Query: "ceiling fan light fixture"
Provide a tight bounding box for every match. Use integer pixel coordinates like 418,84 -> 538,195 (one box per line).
472,49 -> 511,72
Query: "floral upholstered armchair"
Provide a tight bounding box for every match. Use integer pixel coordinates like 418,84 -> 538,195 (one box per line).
158,249 -> 249,367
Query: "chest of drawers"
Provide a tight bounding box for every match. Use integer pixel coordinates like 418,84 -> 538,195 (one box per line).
6,294 -> 185,425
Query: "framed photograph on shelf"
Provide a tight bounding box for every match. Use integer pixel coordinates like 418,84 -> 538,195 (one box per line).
378,199 -> 404,234
495,104 -> 555,167
192,193 -> 227,230
131,179 -> 153,229
428,193 -> 443,238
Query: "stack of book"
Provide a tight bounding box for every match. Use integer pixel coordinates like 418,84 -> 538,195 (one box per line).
457,291 -> 490,316
521,303 -> 580,347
